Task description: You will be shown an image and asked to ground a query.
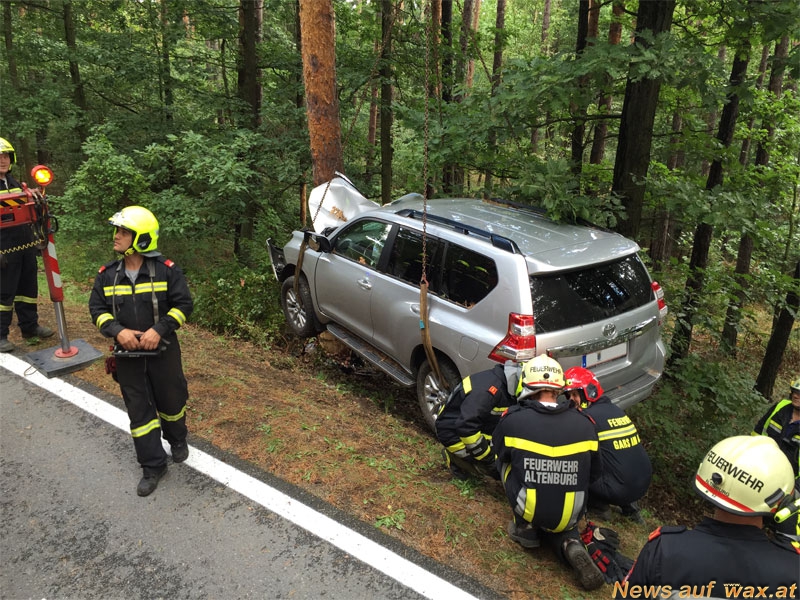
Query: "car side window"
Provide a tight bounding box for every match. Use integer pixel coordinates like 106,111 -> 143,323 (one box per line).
385,228 -> 441,287
441,244 -> 498,308
333,219 -> 392,268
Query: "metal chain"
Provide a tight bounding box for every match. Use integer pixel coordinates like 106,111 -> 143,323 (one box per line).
421,4 -> 431,286
0,236 -> 45,255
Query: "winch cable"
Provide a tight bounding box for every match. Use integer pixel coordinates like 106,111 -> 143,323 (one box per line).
419,3 -> 447,392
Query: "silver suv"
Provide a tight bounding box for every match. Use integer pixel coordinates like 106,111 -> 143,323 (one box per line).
268,177 -> 667,430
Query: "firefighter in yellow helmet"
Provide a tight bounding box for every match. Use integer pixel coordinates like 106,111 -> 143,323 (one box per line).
626,436 -> 799,590
88,206 -> 193,497
493,354 -> 605,591
0,137 -> 54,352
752,377 -> 800,550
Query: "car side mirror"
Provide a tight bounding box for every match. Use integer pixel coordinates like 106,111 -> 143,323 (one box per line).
303,230 -> 332,253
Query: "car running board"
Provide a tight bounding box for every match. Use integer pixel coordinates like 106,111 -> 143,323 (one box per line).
325,324 -> 415,387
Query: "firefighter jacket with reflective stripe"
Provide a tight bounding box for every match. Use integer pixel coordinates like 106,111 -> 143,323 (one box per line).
626,517 -> 799,590
435,363 -> 517,462
89,255 -> 193,340
582,396 -> 652,506
0,173 -> 34,250
753,399 -> 800,483
494,397 -> 600,533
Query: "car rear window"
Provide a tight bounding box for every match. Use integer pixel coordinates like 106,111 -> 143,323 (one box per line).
530,254 -> 653,332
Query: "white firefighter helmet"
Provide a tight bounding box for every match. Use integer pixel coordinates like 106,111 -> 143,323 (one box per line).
694,435 -> 794,517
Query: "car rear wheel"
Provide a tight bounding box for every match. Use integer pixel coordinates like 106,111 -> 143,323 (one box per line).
416,357 -> 461,432
281,275 -> 320,337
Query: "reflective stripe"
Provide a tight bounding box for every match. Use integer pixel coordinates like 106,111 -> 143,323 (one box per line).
104,285 -> 133,296
167,308 -> 186,326
0,303 -> 12,312
462,432 -> 482,445
131,418 -> 161,438
14,295 -> 37,304
554,491 -> 576,532
95,313 -> 114,328
446,440 -> 467,453
520,487 -> 536,521
504,437 -> 598,456
159,406 -> 186,422
103,282 -> 169,297
597,424 -> 638,441
135,281 -> 167,293
462,376 -> 472,395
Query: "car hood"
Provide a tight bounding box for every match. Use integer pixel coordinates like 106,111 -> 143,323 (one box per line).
308,175 -> 379,232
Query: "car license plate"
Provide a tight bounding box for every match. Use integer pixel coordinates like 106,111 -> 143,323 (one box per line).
583,342 -> 627,367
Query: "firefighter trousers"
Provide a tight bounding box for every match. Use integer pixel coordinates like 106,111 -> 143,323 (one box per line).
116,337 -> 188,474
0,247 -> 40,338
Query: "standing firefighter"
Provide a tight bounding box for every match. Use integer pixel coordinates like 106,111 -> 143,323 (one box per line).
89,206 -> 193,497
0,136 -> 54,352
564,366 -> 652,524
493,354 -> 605,591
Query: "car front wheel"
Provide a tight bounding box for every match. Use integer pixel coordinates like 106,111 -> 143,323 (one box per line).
281,275 -> 320,337
416,357 -> 461,433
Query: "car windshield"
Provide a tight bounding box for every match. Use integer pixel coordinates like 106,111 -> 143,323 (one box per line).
530,254 -> 652,332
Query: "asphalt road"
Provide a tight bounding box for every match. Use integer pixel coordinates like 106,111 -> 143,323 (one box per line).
0,353 -> 499,600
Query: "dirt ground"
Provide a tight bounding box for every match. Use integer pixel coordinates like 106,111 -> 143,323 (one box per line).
10,296 -> 660,600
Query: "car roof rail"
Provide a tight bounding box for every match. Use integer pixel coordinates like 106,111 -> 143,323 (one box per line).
394,208 -> 520,254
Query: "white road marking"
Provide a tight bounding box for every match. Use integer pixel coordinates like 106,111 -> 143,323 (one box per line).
1,352 -> 479,600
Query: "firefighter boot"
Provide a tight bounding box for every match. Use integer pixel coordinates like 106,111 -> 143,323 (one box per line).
171,443 -> 189,463
507,521 -> 540,549
621,502 -> 645,524
564,538 -> 605,590
0,338 -> 15,352
21,325 -> 55,339
137,465 -> 167,497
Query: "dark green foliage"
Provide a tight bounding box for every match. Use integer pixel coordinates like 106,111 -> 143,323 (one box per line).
191,263 -> 284,346
629,354 -> 767,507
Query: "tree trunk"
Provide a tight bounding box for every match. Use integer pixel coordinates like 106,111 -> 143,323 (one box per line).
669,45 -> 750,365
738,44 -> 770,166
465,0 -> 481,88
380,0 -> 393,205
570,0 -> 589,176
63,0 -> 89,145
238,0 -> 263,129
755,260 -> 799,400
484,0 -> 506,197
649,111 -> 683,270
294,0 -> 307,226
440,0 -> 454,193
612,0 -> 675,240
589,0 -> 623,166
232,0 -> 263,263
722,37 -> 788,353
541,0 -> 551,52
299,0 -> 344,186
159,0 -> 175,130
2,1 -> 33,173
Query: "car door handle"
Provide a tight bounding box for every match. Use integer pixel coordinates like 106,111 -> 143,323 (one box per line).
411,304 -> 420,314
357,278 -> 372,290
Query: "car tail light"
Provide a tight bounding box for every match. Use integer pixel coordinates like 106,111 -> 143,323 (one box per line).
488,313 -> 536,363
652,281 -> 667,324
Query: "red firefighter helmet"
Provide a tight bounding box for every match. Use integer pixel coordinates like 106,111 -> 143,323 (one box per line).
564,366 -> 604,405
